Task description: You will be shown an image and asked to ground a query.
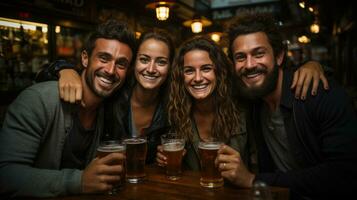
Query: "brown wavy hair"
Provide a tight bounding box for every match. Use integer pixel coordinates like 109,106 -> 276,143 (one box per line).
168,37 -> 240,142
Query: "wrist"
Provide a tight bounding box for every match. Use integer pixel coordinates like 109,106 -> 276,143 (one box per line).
50,60 -> 76,78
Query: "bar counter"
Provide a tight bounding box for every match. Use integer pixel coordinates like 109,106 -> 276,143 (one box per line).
29,166 -> 289,200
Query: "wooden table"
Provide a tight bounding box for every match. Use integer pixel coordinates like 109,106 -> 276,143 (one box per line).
38,166 -> 289,200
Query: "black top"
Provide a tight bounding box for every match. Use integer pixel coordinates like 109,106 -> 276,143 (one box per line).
61,113 -> 95,169
247,68 -> 357,199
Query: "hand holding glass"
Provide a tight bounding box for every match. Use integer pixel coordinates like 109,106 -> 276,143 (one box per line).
161,133 -> 185,180
199,141 -> 224,188
96,140 -> 126,195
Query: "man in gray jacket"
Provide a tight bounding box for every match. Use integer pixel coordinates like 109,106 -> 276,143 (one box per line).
0,19 -> 135,197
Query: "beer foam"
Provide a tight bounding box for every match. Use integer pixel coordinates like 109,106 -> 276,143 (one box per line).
125,138 -> 146,144
199,143 -> 220,150
163,142 -> 184,151
97,145 -> 125,152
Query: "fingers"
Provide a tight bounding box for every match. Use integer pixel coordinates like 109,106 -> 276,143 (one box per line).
98,152 -> 125,166
218,145 -> 239,155
291,70 -> 299,89
294,71 -> 305,99
311,75 -> 319,96
300,73 -> 312,100
156,151 -> 167,167
320,74 -> 329,90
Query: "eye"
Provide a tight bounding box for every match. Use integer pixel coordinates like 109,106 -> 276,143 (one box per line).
139,57 -> 150,64
184,67 -> 194,75
156,59 -> 168,66
115,59 -> 129,69
234,54 -> 246,62
254,51 -> 265,58
201,65 -> 213,73
99,55 -> 110,63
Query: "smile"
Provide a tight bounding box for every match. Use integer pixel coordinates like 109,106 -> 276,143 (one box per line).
142,74 -> 158,80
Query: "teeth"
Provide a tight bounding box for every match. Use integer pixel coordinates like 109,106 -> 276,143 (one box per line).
99,77 -> 112,84
143,74 -> 157,80
246,73 -> 261,78
192,85 -> 206,89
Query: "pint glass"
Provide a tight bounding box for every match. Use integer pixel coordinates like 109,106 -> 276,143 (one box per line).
198,141 -> 223,188
124,137 -> 147,183
96,140 -> 126,194
161,134 -> 185,180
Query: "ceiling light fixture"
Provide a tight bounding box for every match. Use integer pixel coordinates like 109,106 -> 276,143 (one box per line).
146,1 -> 175,21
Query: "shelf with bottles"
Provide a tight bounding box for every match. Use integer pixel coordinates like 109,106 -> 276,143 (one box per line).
0,17 -> 49,92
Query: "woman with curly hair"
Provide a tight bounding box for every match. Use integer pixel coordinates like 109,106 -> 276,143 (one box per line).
156,37 -> 248,170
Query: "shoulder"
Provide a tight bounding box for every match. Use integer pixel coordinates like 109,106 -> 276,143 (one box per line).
12,81 -> 63,115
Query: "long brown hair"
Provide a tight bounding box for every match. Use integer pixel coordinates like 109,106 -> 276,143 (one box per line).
168,37 -> 240,142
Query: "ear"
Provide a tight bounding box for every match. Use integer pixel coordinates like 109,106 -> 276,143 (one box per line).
81,50 -> 89,68
276,51 -> 285,66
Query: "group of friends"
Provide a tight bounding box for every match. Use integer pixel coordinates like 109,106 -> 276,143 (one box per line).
0,12 -> 356,199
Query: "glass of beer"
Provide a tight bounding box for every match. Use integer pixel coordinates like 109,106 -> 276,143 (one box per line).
161,133 -> 185,180
96,140 -> 126,195
198,141 -> 224,188
124,137 -> 147,183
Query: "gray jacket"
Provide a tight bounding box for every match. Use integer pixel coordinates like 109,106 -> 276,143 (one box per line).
0,81 -> 104,197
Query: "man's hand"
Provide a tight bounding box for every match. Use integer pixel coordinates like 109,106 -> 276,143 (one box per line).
81,152 -> 125,194
215,145 -> 255,188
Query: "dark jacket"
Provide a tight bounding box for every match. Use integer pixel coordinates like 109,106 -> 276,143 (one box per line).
36,61 -> 170,164
246,68 -> 357,198
104,82 -> 170,164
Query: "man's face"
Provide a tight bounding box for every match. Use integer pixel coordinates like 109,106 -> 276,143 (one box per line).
82,38 -> 132,98
231,32 -> 283,99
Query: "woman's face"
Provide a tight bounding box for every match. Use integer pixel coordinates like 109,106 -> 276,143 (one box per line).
183,50 -> 216,101
135,38 -> 170,90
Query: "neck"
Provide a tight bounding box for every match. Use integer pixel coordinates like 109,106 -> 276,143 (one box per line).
193,96 -> 214,115
131,84 -> 160,107
263,68 -> 283,112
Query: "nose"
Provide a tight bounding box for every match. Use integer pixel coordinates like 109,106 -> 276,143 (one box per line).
194,70 -> 203,82
104,61 -> 116,75
245,55 -> 257,69
147,61 -> 156,73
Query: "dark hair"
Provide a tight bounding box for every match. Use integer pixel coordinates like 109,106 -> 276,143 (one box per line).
168,36 -> 240,142
227,12 -> 285,61
127,29 -> 175,95
84,19 -> 137,63
138,29 -> 175,65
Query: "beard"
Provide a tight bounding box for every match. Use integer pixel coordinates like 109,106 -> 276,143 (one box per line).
85,68 -> 121,98
235,63 -> 279,100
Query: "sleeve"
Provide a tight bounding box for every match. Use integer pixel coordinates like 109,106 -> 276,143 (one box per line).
34,59 -> 77,82
255,81 -> 357,197
0,86 -> 82,197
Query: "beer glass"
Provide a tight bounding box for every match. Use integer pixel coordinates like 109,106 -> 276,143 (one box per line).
124,137 -> 147,183
198,141 -> 223,188
96,140 -> 126,195
161,133 -> 185,180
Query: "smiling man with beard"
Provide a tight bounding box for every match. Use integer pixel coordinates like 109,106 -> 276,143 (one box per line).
215,12 -> 357,199
0,19 -> 136,197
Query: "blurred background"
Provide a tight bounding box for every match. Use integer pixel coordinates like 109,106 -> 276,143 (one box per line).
0,0 -> 356,124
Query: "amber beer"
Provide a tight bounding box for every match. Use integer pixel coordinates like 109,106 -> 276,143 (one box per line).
163,140 -> 185,180
199,141 -> 223,188
124,137 -> 147,183
96,141 -> 126,194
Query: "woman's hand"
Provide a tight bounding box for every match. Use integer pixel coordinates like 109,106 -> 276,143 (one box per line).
156,145 -> 167,167
291,61 -> 329,100
59,69 -> 83,104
